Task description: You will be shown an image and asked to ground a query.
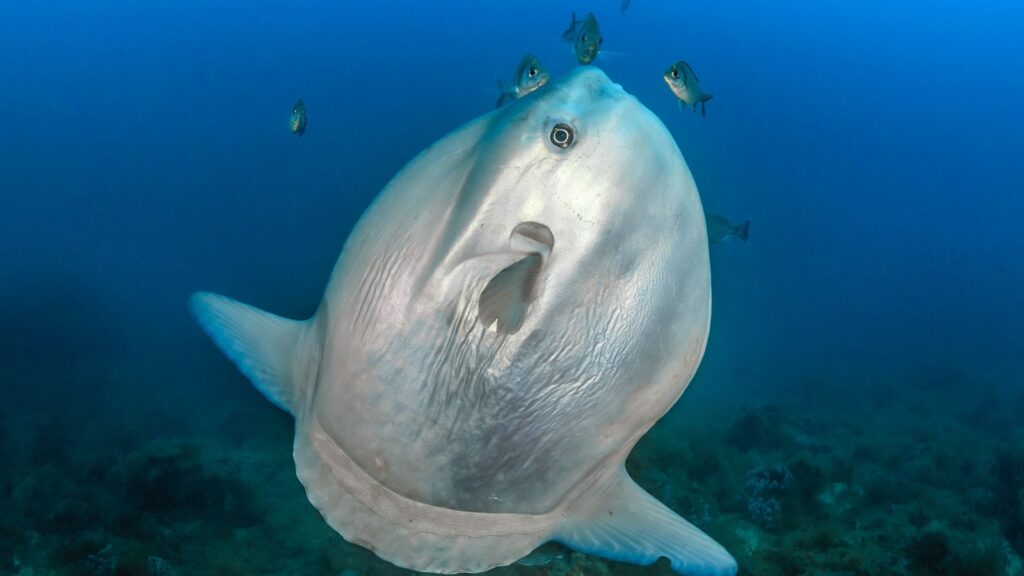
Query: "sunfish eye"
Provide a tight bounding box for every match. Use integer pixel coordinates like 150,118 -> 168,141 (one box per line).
550,123 -> 574,149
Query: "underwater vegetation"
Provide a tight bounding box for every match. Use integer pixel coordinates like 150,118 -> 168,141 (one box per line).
1,364 -> 1022,575
992,442 -> 1024,559
0,362 -> 1019,573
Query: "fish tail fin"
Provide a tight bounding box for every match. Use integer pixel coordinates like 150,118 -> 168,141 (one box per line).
496,79 -> 512,108
190,291 -> 318,416
701,94 -> 713,117
561,11 -> 577,42
737,219 -> 750,242
555,467 -> 738,575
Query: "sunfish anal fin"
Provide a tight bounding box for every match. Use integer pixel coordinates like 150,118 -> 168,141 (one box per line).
554,466 -> 738,576
477,252 -> 543,335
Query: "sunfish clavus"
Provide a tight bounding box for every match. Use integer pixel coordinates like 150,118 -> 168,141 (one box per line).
191,67 -> 736,576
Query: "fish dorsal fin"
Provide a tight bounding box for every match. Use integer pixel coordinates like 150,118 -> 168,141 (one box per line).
555,467 -> 737,575
190,291 -> 316,415
496,79 -> 513,108
478,252 -> 543,335
680,61 -> 699,85
561,11 -> 578,42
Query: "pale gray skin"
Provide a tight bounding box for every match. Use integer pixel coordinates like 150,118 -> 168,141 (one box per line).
318,66 -> 707,515
192,67 -> 736,575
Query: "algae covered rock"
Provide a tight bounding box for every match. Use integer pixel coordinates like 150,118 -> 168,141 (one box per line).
744,464 -> 793,528
118,441 -> 260,530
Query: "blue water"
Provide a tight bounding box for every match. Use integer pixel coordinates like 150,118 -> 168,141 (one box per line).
2,1 -> 1023,574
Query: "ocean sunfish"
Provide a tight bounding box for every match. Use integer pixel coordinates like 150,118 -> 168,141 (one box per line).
191,67 -> 736,576
705,211 -> 750,243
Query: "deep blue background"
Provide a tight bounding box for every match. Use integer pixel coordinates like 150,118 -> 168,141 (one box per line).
1,0 -> 1021,415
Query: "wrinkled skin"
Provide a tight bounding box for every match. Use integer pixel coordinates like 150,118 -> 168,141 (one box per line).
309,67 -> 710,516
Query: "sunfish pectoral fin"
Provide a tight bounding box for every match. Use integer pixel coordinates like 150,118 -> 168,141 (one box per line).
554,467 -> 738,576
190,291 -> 315,416
477,252 -> 543,335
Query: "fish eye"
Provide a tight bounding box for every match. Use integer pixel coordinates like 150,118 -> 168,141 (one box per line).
550,123 -> 574,149
672,69 -> 679,79
599,38 -> 603,44
528,67 -> 537,77
582,34 -> 588,43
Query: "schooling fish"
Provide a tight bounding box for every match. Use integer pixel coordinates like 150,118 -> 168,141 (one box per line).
561,11 -> 602,64
191,67 -> 736,576
664,61 -> 714,117
496,54 -> 550,108
289,99 -> 307,136
705,211 -> 750,243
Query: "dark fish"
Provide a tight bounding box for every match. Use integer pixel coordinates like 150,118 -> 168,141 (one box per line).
621,0 -> 632,15
664,61 -> 714,117
561,11 -> 602,65
289,99 -> 307,136
705,211 -> 750,243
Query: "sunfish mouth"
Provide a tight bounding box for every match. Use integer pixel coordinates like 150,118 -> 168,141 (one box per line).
510,221 -> 554,258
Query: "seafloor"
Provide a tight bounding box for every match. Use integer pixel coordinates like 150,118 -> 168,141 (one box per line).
1,360 -> 1022,576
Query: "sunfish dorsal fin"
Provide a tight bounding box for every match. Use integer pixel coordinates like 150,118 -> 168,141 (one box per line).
478,252 -> 543,335
190,291 -> 315,415
555,467 -> 738,575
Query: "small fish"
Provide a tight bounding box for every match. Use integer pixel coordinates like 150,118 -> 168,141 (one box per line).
664,61 -> 714,117
496,54 -> 550,108
289,99 -> 307,136
561,11 -> 602,65
705,211 -> 750,243
621,0 -> 632,15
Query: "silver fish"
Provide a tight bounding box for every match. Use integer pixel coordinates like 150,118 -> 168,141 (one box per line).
496,54 -> 550,108
705,211 -> 750,243
289,98 -> 307,136
561,11 -> 602,65
664,61 -> 714,117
